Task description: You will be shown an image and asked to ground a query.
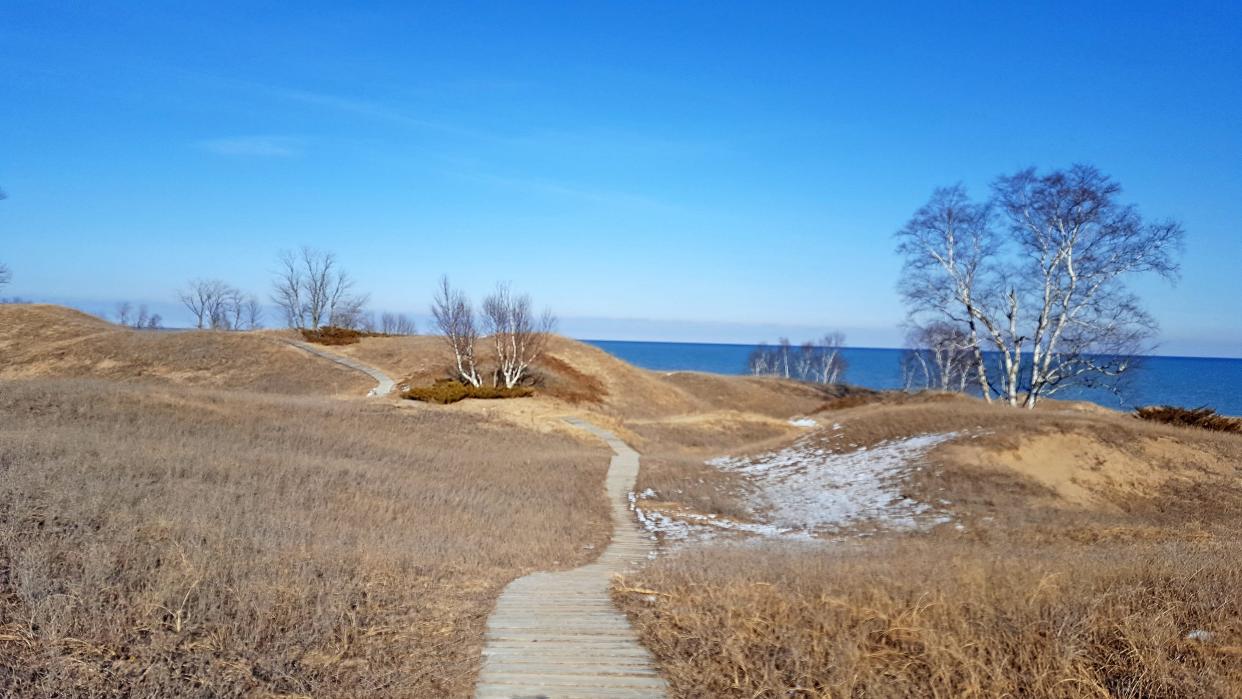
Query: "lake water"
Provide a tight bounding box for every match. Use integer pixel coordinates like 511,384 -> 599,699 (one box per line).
584,340 -> 1242,416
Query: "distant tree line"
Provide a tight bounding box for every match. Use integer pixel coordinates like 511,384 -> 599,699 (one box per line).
895,164 -> 1183,408
0,188 -> 10,296
748,333 -> 848,384
114,302 -> 163,329
178,279 -> 264,330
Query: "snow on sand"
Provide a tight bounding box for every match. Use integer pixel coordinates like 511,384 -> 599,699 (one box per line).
634,431 -> 957,544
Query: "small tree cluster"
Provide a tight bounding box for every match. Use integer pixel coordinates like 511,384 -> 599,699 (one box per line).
895,164 -> 1183,408
900,321 -> 977,392
114,301 -> 163,329
380,312 -> 417,335
178,279 -> 263,330
748,333 -> 847,384
432,277 -> 555,389
271,247 -> 369,330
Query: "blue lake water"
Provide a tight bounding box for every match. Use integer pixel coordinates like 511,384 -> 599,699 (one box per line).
584,340 -> 1242,416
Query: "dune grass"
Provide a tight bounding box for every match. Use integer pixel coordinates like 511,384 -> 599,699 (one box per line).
0,379 -> 609,697
617,394 -> 1242,698
616,536 -> 1242,698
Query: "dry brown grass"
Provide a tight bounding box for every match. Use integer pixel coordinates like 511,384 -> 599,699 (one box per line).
0,378 -> 610,697
0,305 -> 370,395
617,535 -> 1242,698
618,393 -> 1242,697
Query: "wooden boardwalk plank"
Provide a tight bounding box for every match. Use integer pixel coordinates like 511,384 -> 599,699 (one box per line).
474,419 -> 667,699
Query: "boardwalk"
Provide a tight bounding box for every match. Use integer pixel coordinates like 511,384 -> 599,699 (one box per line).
474,418 -> 667,699
282,339 -> 396,396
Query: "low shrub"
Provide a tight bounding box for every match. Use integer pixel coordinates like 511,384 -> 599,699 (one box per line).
1135,405 -> 1242,433
300,326 -> 373,345
403,380 -> 534,404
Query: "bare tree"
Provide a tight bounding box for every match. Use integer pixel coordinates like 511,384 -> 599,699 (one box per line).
747,342 -> 772,375
243,296 -> 263,329
328,294 -> 370,330
748,333 -> 848,384
901,321 -> 975,392
381,312 -> 417,335
0,189 -> 8,291
896,184 -> 1000,402
271,247 -> 369,330
179,279 -> 234,329
115,301 -> 133,326
432,276 -> 482,387
896,166 -> 1183,408
813,332 -> 848,384
481,283 -> 556,389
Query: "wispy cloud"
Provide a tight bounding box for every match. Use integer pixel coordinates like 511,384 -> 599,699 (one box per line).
455,169 -> 673,210
197,136 -> 302,157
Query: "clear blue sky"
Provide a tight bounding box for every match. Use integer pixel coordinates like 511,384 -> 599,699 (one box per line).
2,2 -> 1239,355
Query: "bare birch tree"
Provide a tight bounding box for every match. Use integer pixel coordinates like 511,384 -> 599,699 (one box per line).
813,332 -> 848,384
432,276 -> 482,387
993,165 -> 1182,407
896,166 -> 1183,408
749,333 -> 848,384
896,184 -> 1001,402
481,283 -> 556,389
901,321 -> 976,392
748,342 -> 773,375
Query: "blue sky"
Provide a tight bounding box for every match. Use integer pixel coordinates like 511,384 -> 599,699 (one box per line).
2,2 -> 1239,355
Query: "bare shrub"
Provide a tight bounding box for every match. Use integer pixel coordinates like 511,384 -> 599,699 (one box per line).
299,326 -> 374,346
1136,405 -> 1242,433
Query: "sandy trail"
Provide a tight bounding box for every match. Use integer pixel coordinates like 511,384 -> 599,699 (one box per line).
473,418 -> 667,699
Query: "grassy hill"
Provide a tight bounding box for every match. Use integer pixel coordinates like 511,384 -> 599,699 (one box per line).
2,303 -> 1240,697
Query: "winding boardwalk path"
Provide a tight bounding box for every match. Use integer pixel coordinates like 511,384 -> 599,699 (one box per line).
280,340 -> 663,696
282,339 -> 396,396
474,418 -> 668,699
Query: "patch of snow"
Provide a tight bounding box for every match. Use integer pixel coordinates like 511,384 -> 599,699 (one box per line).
1186,629 -> 1214,642
639,488 -> 657,499
789,417 -> 818,428
832,423 -> 843,430
710,432 -> 958,535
